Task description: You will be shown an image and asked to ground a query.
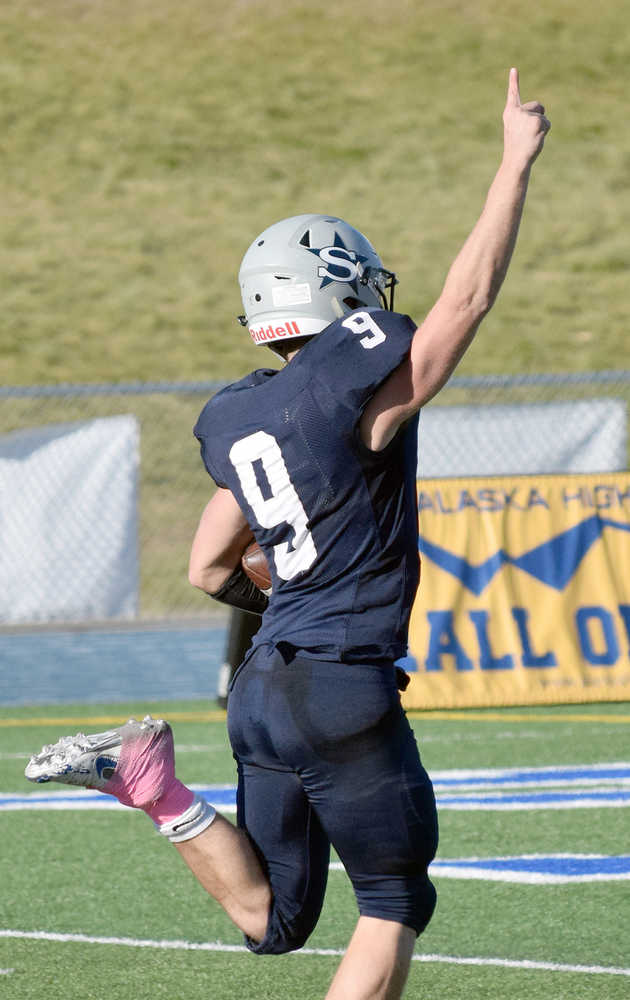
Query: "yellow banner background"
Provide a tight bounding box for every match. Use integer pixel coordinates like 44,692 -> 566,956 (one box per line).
403,473 -> 630,709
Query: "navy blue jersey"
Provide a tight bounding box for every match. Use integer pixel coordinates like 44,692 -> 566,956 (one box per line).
194,308 -> 420,663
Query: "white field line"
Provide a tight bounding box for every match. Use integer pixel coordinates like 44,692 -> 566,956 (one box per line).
435,798 -> 630,811
4,795 -> 629,813
422,867 -> 630,884
420,730 -> 546,743
0,745 -> 226,761
6,764 -> 630,813
0,930 -> 628,977
2,734 -> 549,755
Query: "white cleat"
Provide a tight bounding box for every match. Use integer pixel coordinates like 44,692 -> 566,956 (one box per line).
24,716 -> 168,790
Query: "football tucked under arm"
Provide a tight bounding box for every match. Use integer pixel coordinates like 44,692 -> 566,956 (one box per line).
209,540 -> 271,616
241,541 -> 272,595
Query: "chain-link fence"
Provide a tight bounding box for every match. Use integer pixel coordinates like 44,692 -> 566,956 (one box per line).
2,371 -> 629,625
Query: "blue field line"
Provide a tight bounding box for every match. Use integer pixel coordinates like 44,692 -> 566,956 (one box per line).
0,784 -> 236,811
437,789 -> 630,808
436,855 -> 630,876
430,763 -> 630,789
328,854 -> 630,883
428,853 -> 630,883
0,792 -> 122,810
5,778 -> 630,812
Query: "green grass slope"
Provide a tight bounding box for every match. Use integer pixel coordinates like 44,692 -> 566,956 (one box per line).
2,0 -> 628,386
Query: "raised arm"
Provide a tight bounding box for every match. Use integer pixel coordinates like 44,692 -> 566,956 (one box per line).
361,68 -> 550,451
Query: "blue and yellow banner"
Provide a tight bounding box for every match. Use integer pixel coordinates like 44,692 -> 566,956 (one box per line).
403,473 -> 630,709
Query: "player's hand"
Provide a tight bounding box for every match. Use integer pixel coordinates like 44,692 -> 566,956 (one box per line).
502,68 -> 550,168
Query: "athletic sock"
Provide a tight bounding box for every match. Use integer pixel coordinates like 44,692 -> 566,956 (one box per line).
102,719 -> 216,842
154,794 -> 217,843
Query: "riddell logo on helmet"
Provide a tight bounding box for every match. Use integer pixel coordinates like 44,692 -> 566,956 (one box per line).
249,321 -> 302,344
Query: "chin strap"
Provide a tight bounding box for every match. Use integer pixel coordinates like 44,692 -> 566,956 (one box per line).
210,565 -> 269,616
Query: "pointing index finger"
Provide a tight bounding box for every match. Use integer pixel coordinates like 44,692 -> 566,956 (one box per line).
508,67 -> 521,107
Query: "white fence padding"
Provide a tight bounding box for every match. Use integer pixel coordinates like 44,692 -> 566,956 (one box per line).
0,416 -> 139,624
418,399 -> 627,477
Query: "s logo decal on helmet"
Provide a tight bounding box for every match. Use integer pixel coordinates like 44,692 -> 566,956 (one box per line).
307,233 -> 368,291
237,215 -> 397,350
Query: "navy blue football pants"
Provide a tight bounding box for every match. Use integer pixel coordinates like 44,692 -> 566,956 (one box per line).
226,643 -> 438,955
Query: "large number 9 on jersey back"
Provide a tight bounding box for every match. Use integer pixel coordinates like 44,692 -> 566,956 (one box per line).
229,430 -> 317,581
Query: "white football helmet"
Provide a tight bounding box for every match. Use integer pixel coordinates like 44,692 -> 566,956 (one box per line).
238,214 -> 397,349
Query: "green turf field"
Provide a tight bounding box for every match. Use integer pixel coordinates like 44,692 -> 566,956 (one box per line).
1,701 -> 628,998
2,0 -> 629,387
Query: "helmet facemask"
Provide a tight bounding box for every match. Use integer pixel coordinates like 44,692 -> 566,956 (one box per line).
357,265 -> 398,312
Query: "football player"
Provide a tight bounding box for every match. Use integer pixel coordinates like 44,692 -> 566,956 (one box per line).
27,70 -> 549,1000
